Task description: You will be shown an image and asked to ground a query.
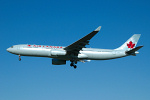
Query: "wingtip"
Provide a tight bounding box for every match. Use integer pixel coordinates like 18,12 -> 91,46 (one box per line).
133,34 -> 141,36
95,26 -> 101,31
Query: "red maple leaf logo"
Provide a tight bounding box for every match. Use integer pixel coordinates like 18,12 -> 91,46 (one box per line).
127,41 -> 135,48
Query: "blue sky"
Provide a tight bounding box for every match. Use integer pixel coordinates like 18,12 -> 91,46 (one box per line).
0,0 -> 150,100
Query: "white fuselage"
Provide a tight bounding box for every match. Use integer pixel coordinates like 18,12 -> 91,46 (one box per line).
7,44 -> 127,60
6,26 -> 142,68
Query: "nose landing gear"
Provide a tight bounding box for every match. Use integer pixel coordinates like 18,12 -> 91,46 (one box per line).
19,55 -> 21,61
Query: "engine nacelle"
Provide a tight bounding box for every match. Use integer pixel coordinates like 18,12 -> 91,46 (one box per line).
52,59 -> 66,65
51,50 -> 66,56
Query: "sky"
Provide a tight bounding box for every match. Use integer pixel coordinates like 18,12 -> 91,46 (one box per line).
0,0 -> 150,100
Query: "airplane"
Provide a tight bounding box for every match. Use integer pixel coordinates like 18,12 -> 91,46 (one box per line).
7,26 -> 143,69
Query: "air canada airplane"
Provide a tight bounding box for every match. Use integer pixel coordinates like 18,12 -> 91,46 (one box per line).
7,26 -> 143,69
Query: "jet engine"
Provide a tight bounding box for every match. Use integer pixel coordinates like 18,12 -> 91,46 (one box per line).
52,58 -> 66,65
51,50 -> 66,56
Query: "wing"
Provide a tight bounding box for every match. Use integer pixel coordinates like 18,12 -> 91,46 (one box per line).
64,26 -> 101,56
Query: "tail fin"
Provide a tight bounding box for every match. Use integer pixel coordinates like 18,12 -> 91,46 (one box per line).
116,34 -> 141,51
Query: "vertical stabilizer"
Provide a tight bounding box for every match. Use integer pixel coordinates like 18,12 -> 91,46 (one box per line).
116,34 -> 141,51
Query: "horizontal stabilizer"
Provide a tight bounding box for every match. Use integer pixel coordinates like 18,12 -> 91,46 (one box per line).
126,46 -> 143,55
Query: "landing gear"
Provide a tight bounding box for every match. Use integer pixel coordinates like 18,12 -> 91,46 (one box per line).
70,63 -> 74,67
70,61 -> 77,69
74,65 -> 77,69
19,55 -> 21,61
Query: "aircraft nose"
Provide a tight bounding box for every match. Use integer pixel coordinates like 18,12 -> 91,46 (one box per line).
6,48 -> 11,52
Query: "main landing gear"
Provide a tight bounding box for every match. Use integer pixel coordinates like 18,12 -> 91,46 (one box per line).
19,55 -> 21,61
70,60 -> 77,69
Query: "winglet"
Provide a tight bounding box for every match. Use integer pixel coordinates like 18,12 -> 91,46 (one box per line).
95,26 -> 101,31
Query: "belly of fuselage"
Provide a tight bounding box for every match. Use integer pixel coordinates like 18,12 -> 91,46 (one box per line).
18,47 -> 126,60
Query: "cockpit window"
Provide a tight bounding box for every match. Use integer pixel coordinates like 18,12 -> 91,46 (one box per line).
11,46 -> 13,48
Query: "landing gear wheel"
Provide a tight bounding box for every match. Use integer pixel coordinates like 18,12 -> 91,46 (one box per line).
19,55 -> 21,61
70,60 -> 77,69
19,58 -> 21,61
75,61 -> 77,64
74,65 -> 77,69
70,63 -> 74,67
